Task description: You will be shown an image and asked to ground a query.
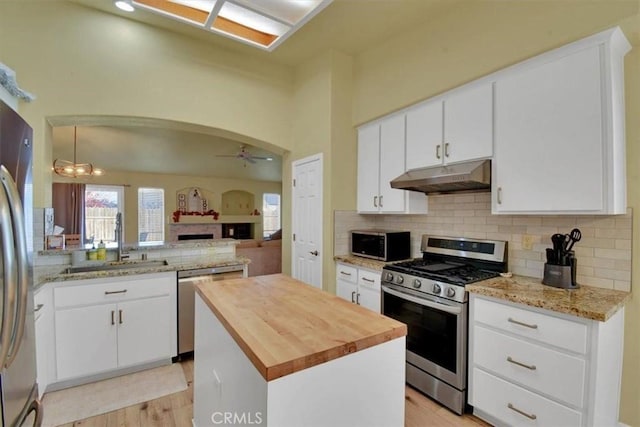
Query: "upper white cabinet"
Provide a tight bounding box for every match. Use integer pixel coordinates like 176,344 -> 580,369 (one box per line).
406,83 -> 493,171
493,27 -> 630,214
357,114 -> 428,214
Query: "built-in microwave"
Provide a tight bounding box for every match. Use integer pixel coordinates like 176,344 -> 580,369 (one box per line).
350,230 -> 411,261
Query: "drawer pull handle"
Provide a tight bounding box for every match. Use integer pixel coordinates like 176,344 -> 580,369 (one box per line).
362,277 -> 375,283
119,309 -> 123,324
111,310 -> 115,325
508,317 -> 538,329
351,291 -> 356,303
340,271 -> 352,276
507,356 -> 536,371
105,290 -> 127,295
34,303 -> 44,313
356,293 -> 360,305
508,403 -> 537,420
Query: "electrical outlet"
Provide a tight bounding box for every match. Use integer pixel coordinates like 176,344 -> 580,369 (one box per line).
522,234 -> 535,250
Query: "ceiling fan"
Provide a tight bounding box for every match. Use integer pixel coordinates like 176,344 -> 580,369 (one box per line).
216,146 -> 273,166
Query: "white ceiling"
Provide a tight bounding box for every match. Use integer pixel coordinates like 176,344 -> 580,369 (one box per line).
52,125 -> 283,181
58,0 -> 461,182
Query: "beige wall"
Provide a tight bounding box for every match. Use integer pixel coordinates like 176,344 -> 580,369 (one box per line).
283,50 -> 355,292
349,2 -> 640,424
3,0 -> 640,423
0,1 -> 293,207
53,171 -> 280,243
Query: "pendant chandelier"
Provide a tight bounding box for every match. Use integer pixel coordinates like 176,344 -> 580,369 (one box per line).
53,126 -> 105,177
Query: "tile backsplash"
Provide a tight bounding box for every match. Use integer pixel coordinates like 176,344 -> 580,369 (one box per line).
334,193 -> 632,291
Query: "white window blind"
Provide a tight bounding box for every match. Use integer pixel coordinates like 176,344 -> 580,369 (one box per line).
138,188 -> 164,244
262,193 -> 281,238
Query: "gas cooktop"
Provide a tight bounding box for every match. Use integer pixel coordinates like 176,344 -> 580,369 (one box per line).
384,259 -> 500,285
381,235 -> 508,303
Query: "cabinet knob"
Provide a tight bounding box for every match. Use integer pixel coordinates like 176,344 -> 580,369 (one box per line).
309,250 -> 319,256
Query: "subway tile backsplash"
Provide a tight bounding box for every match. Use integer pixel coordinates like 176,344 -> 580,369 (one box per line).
334,193 -> 632,292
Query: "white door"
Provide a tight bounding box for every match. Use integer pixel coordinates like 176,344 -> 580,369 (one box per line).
117,296 -> 172,367
406,100 -> 444,170
292,154 -> 323,288
55,304 -> 118,380
378,114 -> 407,213
357,123 -> 380,213
444,82 -> 494,164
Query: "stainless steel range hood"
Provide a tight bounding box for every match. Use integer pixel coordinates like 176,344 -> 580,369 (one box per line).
390,159 -> 491,194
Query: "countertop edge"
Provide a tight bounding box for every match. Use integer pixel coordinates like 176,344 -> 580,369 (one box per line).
468,277 -> 632,322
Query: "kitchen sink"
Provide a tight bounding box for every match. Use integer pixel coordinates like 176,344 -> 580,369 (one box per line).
63,259 -> 169,274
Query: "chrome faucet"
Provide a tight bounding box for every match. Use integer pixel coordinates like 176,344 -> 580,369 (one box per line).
115,212 -> 128,261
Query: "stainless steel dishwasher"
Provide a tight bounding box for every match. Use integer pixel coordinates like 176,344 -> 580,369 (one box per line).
177,264 -> 245,356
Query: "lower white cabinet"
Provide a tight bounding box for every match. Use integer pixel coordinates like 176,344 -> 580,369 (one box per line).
335,263 -> 381,313
50,272 -> 177,384
34,286 -> 54,397
469,294 -> 624,426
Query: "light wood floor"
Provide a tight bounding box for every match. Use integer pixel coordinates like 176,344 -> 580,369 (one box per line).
57,360 -> 491,426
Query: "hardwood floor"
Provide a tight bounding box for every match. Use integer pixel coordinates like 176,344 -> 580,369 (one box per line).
57,360 -> 490,426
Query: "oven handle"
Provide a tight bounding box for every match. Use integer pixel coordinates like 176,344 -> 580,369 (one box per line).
382,285 -> 462,315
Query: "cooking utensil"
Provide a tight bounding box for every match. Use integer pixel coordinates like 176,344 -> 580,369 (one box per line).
546,248 -> 557,265
551,233 -> 566,265
565,228 -> 582,252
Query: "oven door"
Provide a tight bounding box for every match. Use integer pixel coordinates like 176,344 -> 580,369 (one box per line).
382,284 -> 467,390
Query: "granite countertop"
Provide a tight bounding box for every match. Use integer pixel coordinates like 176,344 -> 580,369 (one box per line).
195,274 -> 407,381
333,254 -> 398,271
467,275 -> 631,322
36,257 -> 250,287
37,238 -> 239,256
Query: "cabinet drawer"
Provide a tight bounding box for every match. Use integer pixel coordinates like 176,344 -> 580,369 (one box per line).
55,274 -> 173,308
473,326 -> 586,408
473,296 -> 588,354
336,264 -> 358,284
358,269 -> 380,290
472,368 -> 582,426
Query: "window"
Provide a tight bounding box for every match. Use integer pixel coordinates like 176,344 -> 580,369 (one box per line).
85,185 -> 124,245
138,188 -> 164,244
263,193 -> 281,238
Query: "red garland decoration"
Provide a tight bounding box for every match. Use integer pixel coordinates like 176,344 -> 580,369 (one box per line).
172,210 -> 219,222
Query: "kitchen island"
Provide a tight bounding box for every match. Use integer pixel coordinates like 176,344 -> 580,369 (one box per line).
193,274 -> 407,427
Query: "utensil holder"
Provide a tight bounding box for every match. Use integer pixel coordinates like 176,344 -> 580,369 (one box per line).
542,258 -> 579,289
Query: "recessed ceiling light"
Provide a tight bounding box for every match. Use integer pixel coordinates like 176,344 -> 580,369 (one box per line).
115,0 -> 135,12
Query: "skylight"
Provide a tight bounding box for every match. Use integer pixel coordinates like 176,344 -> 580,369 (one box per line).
130,0 -> 333,51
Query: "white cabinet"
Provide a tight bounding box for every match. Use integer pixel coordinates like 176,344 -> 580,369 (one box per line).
469,295 -> 625,426
335,263 -> 381,313
405,83 -> 493,171
55,303 -> 118,380
357,115 -> 428,214
493,27 -> 630,214
51,272 -> 176,383
34,286 -> 54,397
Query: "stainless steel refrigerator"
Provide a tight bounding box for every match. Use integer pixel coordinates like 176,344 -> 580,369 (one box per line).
0,99 -> 42,426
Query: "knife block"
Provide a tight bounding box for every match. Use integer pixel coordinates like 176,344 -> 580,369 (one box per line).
542,257 -> 579,289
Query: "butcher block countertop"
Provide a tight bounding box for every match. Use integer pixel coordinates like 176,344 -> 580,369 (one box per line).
467,275 -> 631,322
195,273 -> 407,381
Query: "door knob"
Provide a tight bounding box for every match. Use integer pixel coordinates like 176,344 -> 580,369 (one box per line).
309,250 -> 319,256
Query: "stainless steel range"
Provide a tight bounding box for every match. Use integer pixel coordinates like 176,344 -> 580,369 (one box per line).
381,235 -> 507,415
